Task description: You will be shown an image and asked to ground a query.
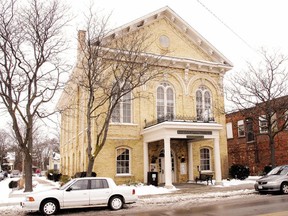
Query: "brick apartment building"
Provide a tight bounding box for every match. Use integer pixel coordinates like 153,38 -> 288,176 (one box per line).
226,101 -> 288,175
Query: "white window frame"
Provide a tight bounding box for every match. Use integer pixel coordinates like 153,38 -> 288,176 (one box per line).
196,85 -> 212,121
284,110 -> 288,130
237,120 -> 245,137
116,147 -> 131,176
200,148 -> 211,171
156,82 -> 175,120
259,115 -> 268,134
226,122 -> 233,139
111,91 -> 132,124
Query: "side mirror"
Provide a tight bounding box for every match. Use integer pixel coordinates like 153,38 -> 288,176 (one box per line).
66,187 -> 72,192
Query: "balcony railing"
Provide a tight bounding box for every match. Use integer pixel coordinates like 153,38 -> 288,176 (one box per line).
144,114 -> 215,128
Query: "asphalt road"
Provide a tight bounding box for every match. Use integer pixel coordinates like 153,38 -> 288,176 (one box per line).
23,193 -> 288,216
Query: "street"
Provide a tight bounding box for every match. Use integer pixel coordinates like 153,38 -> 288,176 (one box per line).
19,193 -> 288,216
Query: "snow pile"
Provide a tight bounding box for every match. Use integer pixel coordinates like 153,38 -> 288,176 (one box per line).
134,183 -> 178,195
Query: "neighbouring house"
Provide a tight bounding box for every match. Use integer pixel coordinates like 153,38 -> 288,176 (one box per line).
226,97 -> 288,175
5,152 -> 16,171
58,6 -> 233,187
49,152 -> 60,171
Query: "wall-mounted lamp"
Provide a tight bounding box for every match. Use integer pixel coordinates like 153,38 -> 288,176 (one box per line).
178,154 -> 185,163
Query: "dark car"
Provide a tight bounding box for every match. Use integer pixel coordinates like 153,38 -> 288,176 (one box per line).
254,165 -> 288,194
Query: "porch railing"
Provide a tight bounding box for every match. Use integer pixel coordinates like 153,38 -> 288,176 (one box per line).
144,114 -> 215,128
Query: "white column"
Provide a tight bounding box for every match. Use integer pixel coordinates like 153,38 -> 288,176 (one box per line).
213,135 -> 222,185
143,142 -> 149,184
164,137 -> 173,188
188,141 -> 194,182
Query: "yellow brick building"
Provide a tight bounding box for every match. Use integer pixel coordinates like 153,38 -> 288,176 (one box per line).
58,6 -> 233,187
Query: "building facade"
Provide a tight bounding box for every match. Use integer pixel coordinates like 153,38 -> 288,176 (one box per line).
226,104 -> 288,175
58,7 -> 233,187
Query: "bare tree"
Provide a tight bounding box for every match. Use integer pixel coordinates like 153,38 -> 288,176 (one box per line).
64,5 -> 167,176
226,48 -> 288,168
32,134 -> 59,171
0,0 -> 70,191
39,137 -> 59,171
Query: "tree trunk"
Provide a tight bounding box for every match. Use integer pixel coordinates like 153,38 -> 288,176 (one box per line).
269,136 -> 276,168
87,157 -> 95,177
23,149 -> 33,192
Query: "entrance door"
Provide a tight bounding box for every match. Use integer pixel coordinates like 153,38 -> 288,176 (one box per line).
158,149 -> 176,183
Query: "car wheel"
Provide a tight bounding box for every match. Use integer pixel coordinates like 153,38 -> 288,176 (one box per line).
109,196 -> 123,210
40,199 -> 59,215
281,182 -> 288,194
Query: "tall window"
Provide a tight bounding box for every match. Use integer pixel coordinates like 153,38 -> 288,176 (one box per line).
237,120 -> 245,137
157,83 -> 174,120
259,115 -> 268,134
226,122 -> 233,139
246,118 -> 255,142
116,148 -> 130,175
196,85 -> 212,121
200,148 -> 211,171
111,91 -> 132,123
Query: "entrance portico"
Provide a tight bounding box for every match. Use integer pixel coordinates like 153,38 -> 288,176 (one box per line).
142,121 -> 223,188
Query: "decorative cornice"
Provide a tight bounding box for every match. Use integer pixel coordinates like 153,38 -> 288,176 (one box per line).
101,6 -> 233,68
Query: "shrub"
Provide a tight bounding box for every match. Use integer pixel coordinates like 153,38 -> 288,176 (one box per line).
60,175 -> 70,185
229,164 -> 250,180
263,165 -> 272,175
47,169 -> 62,182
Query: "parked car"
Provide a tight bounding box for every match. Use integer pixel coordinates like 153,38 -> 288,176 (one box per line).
20,177 -> 137,215
254,165 -> 288,194
10,170 -> 21,178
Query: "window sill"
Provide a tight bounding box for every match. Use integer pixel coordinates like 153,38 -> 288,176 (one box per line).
110,123 -> 138,126
115,174 -> 133,177
200,170 -> 213,174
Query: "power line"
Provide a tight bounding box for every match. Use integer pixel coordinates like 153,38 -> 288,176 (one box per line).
196,0 -> 256,52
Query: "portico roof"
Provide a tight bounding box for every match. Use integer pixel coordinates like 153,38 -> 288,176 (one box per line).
141,121 -> 223,143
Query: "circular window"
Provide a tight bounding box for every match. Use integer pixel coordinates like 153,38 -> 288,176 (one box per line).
159,35 -> 170,48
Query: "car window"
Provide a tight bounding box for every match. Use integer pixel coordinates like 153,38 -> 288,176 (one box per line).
268,166 -> 288,175
91,179 -> 109,189
70,179 -> 89,190
279,166 -> 288,175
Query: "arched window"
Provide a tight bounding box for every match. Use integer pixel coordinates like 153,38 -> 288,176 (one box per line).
196,85 -> 212,121
111,87 -> 132,123
200,148 -> 211,171
157,83 -> 174,121
116,147 -> 130,175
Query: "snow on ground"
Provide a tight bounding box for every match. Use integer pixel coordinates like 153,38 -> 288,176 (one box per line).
0,176 -> 260,214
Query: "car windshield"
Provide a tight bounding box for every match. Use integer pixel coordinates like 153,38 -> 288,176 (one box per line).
59,179 -> 77,190
267,166 -> 288,175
